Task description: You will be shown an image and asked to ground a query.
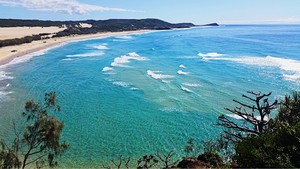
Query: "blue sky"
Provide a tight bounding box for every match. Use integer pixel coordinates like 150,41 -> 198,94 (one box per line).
0,0 -> 299,24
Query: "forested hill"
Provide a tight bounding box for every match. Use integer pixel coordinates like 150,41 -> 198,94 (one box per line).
0,18 -> 196,47
0,18 -> 194,30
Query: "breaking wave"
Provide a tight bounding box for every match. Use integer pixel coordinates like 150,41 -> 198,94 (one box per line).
0,71 -> 14,101
0,71 -> 14,81
181,86 -> 192,93
179,64 -> 186,68
111,52 -> 147,67
93,44 -> 109,50
147,70 -> 174,80
182,82 -> 201,87
198,52 -> 224,57
67,52 -> 104,58
177,70 -> 189,75
102,67 -> 114,72
62,58 -> 73,61
112,81 -> 139,90
115,35 -> 132,39
112,81 -> 130,88
206,55 -> 300,83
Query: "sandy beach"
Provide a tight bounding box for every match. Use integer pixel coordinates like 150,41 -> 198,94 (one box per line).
0,29 -> 152,66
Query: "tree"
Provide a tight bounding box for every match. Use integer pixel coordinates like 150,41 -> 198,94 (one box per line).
234,122 -> 300,168
233,91 -> 300,168
274,91 -> 300,127
0,92 -> 68,169
216,91 -> 278,142
155,151 -> 179,169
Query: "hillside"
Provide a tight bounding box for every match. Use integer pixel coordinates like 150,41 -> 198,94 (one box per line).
0,18 -> 195,47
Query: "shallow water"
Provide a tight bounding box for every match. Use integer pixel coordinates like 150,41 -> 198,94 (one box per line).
0,25 -> 300,167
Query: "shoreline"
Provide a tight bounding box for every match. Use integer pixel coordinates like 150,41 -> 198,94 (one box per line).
0,29 -> 153,66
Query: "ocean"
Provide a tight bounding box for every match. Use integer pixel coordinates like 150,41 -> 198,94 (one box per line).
0,25 -> 300,167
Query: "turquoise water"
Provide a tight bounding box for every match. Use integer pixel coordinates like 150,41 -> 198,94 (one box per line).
0,25 -> 300,167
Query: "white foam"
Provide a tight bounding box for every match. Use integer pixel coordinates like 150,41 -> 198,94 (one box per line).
111,52 -> 147,67
0,71 -> 14,101
226,114 -> 244,120
0,84 -> 13,101
112,81 -> 130,87
147,70 -> 174,80
198,52 -> 224,57
0,71 -> 14,81
182,82 -> 201,87
102,67 -> 114,72
62,58 -> 73,61
130,87 -> 139,90
66,52 -> 104,58
116,35 -> 132,39
93,44 -> 109,50
179,64 -> 186,68
0,90 -> 13,101
1,51 -> 46,68
226,114 -> 269,121
177,70 -> 189,75
181,86 -> 192,93
208,55 -> 300,82
283,74 -> 300,82
162,80 -> 171,83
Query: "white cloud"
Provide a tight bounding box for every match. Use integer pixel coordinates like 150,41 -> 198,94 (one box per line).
0,0 -> 131,14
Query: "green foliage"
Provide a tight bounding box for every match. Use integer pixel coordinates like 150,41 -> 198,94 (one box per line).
0,35 -> 41,47
233,91 -> 300,168
235,122 -> 300,167
275,91 -> 300,127
0,92 -> 68,169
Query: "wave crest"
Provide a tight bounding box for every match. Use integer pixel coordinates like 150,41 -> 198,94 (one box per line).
102,67 -> 114,72
181,86 -> 192,93
198,52 -> 224,57
67,52 -> 104,57
111,52 -> 147,67
147,70 -> 174,80
93,44 -> 109,50
208,55 -> 300,82
182,82 -> 201,87
177,70 -> 189,75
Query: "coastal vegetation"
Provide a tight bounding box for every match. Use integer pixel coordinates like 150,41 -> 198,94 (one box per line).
0,92 -> 68,169
1,90 -> 299,168
0,35 -> 42,48
0,19 -> 196,47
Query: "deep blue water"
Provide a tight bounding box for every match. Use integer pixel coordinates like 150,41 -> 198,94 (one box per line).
0,25 -> 300,167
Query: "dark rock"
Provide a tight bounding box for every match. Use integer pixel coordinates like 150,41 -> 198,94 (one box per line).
197,151 -> 223,167
177,157 -> 207,169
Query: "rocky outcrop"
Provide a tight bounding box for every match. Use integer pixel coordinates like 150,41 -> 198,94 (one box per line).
177,157 -> 207,169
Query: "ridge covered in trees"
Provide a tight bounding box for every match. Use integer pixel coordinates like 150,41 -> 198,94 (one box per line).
0,18 -> 196,47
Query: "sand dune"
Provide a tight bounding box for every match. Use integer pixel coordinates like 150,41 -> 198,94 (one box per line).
0,26 -> 66,40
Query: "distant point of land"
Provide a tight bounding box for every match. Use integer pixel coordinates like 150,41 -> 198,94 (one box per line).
201,23 -> 219,26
